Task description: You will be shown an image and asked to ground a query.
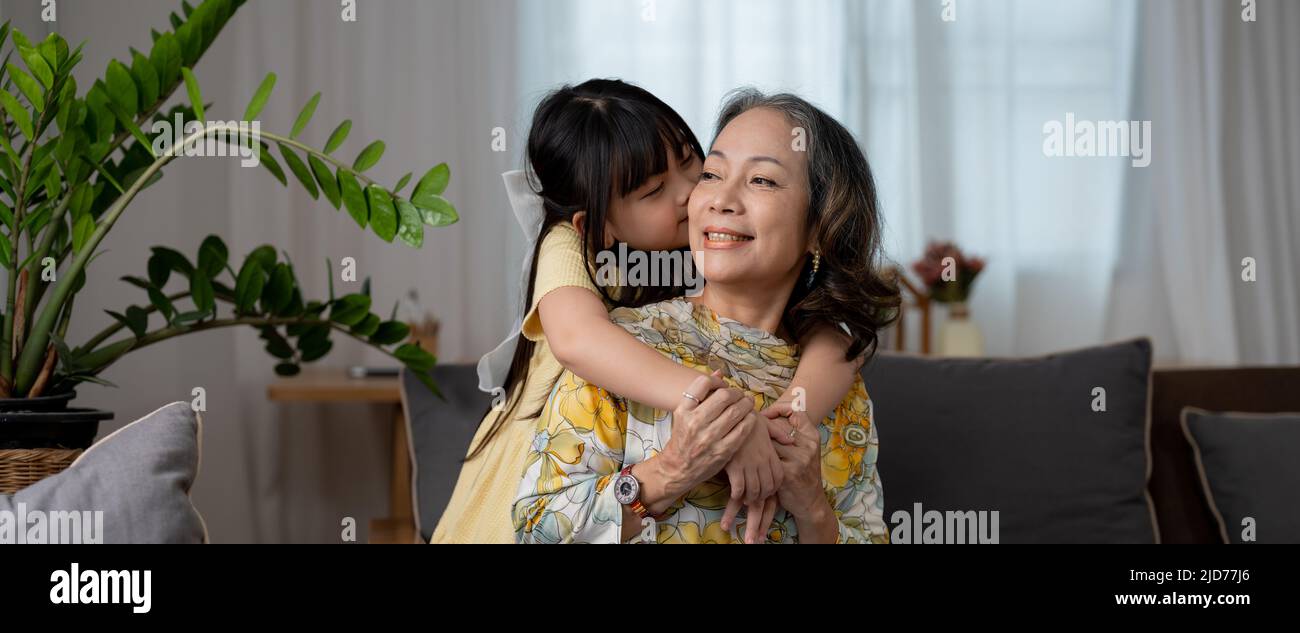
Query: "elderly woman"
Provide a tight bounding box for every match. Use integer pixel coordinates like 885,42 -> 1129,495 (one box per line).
513,90 -> 899,544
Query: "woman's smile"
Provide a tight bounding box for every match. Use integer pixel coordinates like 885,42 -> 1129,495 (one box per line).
702,225 -> 755,249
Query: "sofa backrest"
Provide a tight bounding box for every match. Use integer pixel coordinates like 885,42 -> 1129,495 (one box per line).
862,339 -> 1158,543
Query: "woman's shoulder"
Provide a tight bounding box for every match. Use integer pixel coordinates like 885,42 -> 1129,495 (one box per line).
608,298 -> 708,360
826,374 -> 875,431
609,296 -> 689,320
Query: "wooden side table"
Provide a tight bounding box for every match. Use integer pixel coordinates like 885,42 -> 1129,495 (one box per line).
267,367 -> 418,543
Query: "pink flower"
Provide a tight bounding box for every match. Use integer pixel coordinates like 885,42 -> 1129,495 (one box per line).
909,240 -> 987,303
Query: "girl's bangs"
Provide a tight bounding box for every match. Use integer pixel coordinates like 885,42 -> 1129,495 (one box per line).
607,105 -> 699,198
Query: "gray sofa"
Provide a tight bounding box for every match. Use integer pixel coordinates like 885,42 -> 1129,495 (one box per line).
406,339 -> 1299,544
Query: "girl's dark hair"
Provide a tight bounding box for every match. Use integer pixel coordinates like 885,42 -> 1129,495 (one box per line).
714,89 -> 900,363
466,78 -> 704,460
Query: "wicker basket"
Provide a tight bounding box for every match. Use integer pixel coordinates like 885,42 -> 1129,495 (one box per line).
0,448 -> 83,494
0,391 -> 111,493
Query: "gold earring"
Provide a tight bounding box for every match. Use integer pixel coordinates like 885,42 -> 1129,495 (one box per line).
806,251 -> 821,289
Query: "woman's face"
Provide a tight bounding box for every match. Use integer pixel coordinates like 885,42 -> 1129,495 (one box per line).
688,107 -> 811,289
605,147 -> 701,251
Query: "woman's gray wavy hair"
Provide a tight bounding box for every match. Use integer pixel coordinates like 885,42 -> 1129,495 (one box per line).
712,88 -> 900,362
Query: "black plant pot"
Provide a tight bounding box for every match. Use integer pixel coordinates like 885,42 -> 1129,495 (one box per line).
0,392 -> 114,450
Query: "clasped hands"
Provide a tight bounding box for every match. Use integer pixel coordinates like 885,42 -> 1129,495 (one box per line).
658,370 -> 823,544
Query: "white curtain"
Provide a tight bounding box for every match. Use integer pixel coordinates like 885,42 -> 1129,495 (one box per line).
1104,0 -> 1300,365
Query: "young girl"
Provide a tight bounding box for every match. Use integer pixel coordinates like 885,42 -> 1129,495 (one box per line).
431,79 -> 862,544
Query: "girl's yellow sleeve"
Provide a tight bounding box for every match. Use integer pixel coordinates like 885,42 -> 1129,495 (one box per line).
521,222 -> 600,342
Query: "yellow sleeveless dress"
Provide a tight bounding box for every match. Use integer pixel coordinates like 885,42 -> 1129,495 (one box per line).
429,223 -> 600,543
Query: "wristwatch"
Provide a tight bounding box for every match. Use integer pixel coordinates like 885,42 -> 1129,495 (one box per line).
614,465 -> 664,521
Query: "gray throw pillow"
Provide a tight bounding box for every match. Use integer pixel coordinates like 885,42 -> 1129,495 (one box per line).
1182,408 -> 1300,544
861,338 -> 1157,543
401,365 -> 494,543
0,401 -> 206,544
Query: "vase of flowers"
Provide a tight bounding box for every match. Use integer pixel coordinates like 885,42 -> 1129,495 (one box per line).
911,241 -> 987,357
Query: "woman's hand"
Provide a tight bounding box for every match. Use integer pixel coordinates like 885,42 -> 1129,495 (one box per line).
720,414 -> 796,543
646,370 -> 759,514
765,404 -> 833,525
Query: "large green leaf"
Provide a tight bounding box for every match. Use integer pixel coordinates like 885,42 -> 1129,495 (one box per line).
274,362 -> 301,376
105,59 -> 138,117
308,155 -> 340,208
0,90 -> 34,140
330,293 -> 371,326
393,172 -> 412,195
71,214 -> 94,254
6,63 -> 43,112
19,45 -> 53,88
190,272 -> 214,314
234,259 -> 264,313
175,22 -> 201,67
196,234 -> 228,277
395,200 -> 423,248
149,32 -> 182,87
351,313 -> 380,337
261,262 -> 294,315
37,33 -> 63,71
150,246 -> 195,279
324,119 -> 350,154
394,342 -> 435,372
148,286 -> 176,321
412,163 -> 450,200
261,327 -> 294,359
353,140 -> 385,172
243,71 -> 276,121
299,337 -> 332,363
290,91 -> 319,139
278,144 -> 318,199
338,170 -> 367,228
366,185 -> 397,242
181,66 -> 204,123
370,320 -> 410,346
296,323 -> 329,353
106,308 -> 148,338
258,144 -> 287,186
247,244 -> 277,272
414,194 -> 457,227
147,251 -> 172,287
130,51 -> 160,107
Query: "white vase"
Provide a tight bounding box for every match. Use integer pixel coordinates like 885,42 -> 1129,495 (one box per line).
937,302 -> 984,357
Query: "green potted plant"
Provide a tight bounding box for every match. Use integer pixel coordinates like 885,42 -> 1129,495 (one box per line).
0,0 -> 456,492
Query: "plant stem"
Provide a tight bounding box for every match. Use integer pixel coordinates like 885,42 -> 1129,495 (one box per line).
1,117 -> 37,383
76,315 -> 399,378
73,288 -> 208,354
2,78 -> 60,384
22,189 -> 74,327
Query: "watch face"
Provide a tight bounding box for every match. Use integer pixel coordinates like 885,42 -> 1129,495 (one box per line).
614,472 -> 640,505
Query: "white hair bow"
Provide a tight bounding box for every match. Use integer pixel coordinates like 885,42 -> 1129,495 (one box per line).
475,170 -> 546,394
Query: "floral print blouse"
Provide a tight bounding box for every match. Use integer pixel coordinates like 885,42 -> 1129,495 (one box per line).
513,298 -> 888,544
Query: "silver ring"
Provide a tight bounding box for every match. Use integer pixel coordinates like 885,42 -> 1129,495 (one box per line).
787,428 -> 797,440
682,391 -> 701,404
